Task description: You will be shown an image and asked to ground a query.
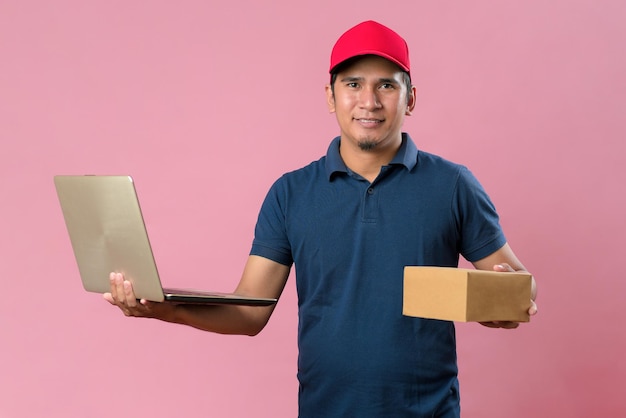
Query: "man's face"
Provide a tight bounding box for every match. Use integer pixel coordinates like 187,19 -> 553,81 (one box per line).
326,55 -> 416,153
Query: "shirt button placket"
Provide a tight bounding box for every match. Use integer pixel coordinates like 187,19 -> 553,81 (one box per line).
363,186 -> 378,221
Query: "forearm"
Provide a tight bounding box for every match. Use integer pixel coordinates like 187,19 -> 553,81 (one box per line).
105,256 -> 289,335
167,303 -> 274,336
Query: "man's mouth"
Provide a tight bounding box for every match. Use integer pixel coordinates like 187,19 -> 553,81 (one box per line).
355,118 -> 384,126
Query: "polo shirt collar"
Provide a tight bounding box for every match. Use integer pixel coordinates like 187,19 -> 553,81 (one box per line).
325,133 -> 418,180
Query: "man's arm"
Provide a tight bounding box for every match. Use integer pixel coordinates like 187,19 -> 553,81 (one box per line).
103,255 -> 291,336
471,242 -> 538,329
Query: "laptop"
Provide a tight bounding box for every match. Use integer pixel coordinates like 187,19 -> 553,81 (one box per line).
54,175 -> 277,306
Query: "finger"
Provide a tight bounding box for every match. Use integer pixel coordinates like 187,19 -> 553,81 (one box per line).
493,263 -> 514,272
124,281 -> 137,308
114,273 -> 126,303
109,272 -> 119,301
529,300 -> 538,316
139,299 -> 153,315
103,292 -> 115,304
479,321 -> 519,329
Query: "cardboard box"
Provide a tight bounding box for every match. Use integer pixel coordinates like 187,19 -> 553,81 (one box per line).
403,267 -> 532,322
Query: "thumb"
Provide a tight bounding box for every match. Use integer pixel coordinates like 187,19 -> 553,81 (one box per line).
493,263 -> 514,272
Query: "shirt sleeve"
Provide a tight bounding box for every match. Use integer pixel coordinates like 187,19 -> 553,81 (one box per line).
453,166 -> 507,262
249,177 -> 294,266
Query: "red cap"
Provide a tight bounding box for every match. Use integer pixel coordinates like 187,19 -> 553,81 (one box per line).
329,20 -> 410,75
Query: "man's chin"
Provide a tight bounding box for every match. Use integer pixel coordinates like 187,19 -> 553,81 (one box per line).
357,140 -> 379,151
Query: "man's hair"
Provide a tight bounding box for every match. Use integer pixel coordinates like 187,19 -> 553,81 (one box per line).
329,56 -> 413,105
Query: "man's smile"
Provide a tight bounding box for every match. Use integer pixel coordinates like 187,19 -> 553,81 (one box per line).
354,117 -> 384,127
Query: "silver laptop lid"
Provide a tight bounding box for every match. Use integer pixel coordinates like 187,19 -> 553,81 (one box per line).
54,175 -> 166,302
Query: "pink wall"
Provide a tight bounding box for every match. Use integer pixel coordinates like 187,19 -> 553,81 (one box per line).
1,1 -> 625,417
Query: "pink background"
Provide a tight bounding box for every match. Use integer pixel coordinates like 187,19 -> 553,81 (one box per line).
1,1 -> 625,417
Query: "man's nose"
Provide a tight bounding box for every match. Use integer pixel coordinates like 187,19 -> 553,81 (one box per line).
358,87 -> 381,110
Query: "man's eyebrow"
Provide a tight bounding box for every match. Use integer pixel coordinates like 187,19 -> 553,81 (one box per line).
378,77 -> 400,85
339,76 -> 400,85
339,76 -> 364,83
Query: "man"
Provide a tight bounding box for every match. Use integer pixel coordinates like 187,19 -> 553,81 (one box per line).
106,20 -> 538,417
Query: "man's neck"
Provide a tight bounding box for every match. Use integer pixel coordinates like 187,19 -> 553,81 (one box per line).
339,136 -> 402,183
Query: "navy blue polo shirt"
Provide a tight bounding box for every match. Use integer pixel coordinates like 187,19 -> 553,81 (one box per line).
251,133 -> 506,417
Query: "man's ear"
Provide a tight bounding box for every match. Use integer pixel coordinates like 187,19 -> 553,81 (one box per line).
405,85 -> 417,116
325,84 -> 336,113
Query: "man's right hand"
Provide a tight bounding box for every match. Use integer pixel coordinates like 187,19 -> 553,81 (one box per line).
103,272 -> 175,320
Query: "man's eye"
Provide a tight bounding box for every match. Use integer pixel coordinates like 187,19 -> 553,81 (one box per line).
347,82 -> 359,88
380,83 -> 394,89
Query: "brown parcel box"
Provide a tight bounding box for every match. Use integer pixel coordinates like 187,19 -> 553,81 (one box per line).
403,267 -> 532,322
